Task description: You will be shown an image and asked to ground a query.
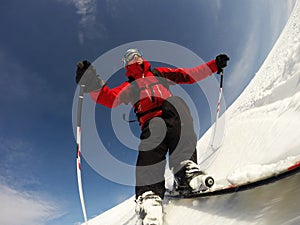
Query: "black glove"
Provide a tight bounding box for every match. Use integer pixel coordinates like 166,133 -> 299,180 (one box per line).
215,54 -> 230,74
76,60 -> 105,93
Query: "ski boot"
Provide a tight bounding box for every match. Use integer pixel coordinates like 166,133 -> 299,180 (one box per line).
135,191 -> 164,225
174,160 -> 214,194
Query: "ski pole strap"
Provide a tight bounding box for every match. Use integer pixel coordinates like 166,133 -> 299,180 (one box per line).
135,106 -> 162,120
122,113 -> 137,123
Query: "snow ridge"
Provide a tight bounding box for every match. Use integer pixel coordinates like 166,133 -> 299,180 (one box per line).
231,0 -> 300,114
197,0 -> 300,180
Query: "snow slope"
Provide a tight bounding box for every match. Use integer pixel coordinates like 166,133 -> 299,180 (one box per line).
197,0 -> 300,181
84,0 -> 300,224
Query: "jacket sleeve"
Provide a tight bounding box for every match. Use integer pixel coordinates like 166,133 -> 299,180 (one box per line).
156,59 -> 218,84
89,81 -> 131,108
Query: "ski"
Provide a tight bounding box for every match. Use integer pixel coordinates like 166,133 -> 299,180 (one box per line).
166,160 -> 300,199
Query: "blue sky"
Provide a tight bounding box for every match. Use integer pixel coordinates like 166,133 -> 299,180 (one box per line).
0,0 -> 295,224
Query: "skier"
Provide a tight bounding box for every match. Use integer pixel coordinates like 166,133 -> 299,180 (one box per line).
76,49 -> 229,224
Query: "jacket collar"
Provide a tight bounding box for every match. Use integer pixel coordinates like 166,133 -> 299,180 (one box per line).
125,60 -> 151,80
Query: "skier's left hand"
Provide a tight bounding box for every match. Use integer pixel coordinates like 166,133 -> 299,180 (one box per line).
76,60 -> 105,93
216,54 -> 230,74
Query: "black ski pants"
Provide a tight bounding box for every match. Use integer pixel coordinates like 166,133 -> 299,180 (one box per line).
135,96 -> 197,199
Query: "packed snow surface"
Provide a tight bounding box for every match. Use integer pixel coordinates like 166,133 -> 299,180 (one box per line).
227,155 -> 300,184
84,0 -> 300,224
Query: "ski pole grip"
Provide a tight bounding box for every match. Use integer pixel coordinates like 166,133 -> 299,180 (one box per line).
219,71 -> 224,89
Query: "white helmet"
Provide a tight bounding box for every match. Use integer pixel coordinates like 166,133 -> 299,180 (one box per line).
122,48 -> 143,66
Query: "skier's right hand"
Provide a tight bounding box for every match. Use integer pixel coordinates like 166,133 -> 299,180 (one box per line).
76,60 -> 105,93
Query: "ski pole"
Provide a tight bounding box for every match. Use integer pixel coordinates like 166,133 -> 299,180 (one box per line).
210,71 -> 223,149
76,85 -> 88,225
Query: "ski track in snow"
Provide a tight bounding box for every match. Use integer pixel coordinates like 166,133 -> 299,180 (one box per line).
84,0 -> 300,224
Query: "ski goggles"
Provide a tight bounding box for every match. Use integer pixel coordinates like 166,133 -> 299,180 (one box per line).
122,48 -> 143,66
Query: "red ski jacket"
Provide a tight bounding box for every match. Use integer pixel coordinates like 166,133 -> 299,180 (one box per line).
90,59 -> 218,127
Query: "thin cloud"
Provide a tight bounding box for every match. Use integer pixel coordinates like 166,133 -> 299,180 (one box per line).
226,24 -> 259,103
0,137 -> 65,225
73,0 -> 97,27
215,0 -> 222,13
0,136 -> 42,189
0,183 -> 65,225
227,1 -> 295,104
73,0 -> 97,44
268,0 -> 295,44
208,0 -> 222,23
60,0 -> 108,44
